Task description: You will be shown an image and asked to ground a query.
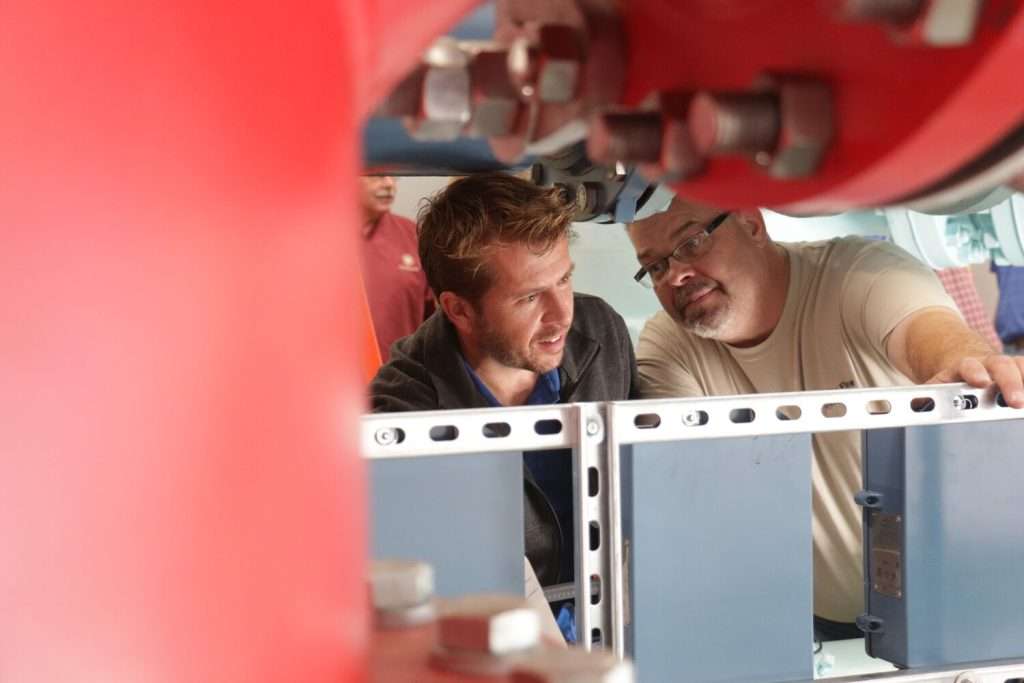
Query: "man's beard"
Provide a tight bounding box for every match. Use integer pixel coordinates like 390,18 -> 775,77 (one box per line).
478,322 -> 565,374
671,278 -> 734,340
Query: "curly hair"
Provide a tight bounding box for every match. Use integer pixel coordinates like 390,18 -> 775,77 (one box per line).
417,172 -> 575,304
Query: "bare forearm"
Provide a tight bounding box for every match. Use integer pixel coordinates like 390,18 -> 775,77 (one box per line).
902,310 -> 992,383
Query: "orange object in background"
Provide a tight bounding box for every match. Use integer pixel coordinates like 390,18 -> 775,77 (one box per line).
361,279 -> 384,383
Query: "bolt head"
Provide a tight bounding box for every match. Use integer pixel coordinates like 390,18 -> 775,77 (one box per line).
368,559 -> 434,611
535,25 -> 585,104
438,595 -> 540,655
374,428 -> 397,446
467,50 -> 522,138
510,648 -> 634,683
586,419 -> 600,436
683,411 -> 701,426
768,78 -> 833,179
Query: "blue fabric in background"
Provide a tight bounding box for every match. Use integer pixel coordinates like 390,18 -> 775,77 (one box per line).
991,264 -> 1024,345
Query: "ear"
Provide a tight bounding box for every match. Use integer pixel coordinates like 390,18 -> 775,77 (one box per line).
438,291 -> 477,337
734,209 -> 769,244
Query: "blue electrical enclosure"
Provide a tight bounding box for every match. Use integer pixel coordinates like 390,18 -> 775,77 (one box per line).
621,433 -> 814,683
861,421 -> 1024,668
370,453 -> 524,597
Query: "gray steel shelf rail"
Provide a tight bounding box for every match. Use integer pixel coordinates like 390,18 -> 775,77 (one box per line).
363,383 -> 1024,681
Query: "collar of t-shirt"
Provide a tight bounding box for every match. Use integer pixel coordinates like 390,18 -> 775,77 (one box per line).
461,356 -> 561,406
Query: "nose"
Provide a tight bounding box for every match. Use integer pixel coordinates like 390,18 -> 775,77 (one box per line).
661,255 -> 697,287
379,176 -> 396,191
542,288 -> 574,327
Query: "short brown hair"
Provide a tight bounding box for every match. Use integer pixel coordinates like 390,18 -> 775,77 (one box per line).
417,172 -> 575,303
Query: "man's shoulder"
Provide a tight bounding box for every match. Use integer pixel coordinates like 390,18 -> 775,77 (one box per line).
572,292 -> 625,325
368,313 -> 450,412
785,235 -> 908,269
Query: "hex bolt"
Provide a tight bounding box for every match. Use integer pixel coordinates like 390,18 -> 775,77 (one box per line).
586,112 -> 663,165
688,91 -> 780,158
437,595 -> 540,655
369,559 -> 437,629
374,428 -> 397,446
682,411 -> 702,427
510,647 -> 635,683
586,419 -> 601,436
833,0 -> 982,46
952,395 -> 965,410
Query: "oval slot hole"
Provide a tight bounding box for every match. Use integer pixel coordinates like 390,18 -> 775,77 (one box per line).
729,408 -> 756,424
910,397 -> 935,413
997,392 -> 1008,407
962,394 -> 979,409
589,521 -> 600,551
591,628 -> 602,646
821,402 -> 847,418
776,405 -> 801,421
588,467 -> 599,497
482,422 -> 511,438
634,413 -> 661,429
590,574 -> 602,605
429,425 -> 459,441
866,400 -> 891,415
534,419 -> 563,435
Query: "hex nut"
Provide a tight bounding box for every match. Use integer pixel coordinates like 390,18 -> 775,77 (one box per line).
437,594 -> 541,655
404,38 -> 472,141
510,648 -> 635,683
764,78 -> 833,179
468,50 -> 522,138
368,559 -> 434,612
535,24 -> 585,104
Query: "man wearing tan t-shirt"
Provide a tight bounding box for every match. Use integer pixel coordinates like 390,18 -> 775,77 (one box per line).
627,197 -> 1024,640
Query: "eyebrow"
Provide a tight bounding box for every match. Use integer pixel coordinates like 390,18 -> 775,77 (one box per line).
635,219 -> 700,263
511,263 -> 576,300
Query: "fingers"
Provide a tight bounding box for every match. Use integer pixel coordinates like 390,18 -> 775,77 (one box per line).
957,356 -> 993,388
984,354 -> 1024,408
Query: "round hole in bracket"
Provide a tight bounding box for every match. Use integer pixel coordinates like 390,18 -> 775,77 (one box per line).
429,425 -> 458,441
821,402 -> 847,418
729,408 -> 756,424
482,422 -> 511,438
534,419 -> 563,435
634,413 -> 661,429
776,405 -> 801,421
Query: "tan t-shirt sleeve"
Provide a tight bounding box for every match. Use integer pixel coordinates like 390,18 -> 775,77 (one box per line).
839,240 -> 960,358
635,311 -> 707,399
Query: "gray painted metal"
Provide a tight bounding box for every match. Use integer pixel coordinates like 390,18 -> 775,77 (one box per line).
862,420 -> 1024,668
621,433 -> 814,683
370,452 -> 524,597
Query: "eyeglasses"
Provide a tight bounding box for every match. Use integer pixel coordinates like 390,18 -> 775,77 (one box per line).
633,212 -> 731,288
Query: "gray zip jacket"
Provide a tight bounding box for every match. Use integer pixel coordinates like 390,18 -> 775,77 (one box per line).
369,292 -> 638,584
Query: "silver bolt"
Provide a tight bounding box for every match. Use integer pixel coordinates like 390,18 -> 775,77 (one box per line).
510,647 -> 635,683
369,559 -> 436,629
683,411 -> 702,427
688,91 -> 780,157
586,419 -> 600,436
586,111 -> 663,165
374,428 -> 397,446
437,594 -> 540,655
952,395 -> 965,410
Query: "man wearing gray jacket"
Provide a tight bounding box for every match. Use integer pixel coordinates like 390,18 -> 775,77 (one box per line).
370,173 -> 638,607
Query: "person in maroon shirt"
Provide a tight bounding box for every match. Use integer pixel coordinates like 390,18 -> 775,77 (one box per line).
359,175 -> 434,361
